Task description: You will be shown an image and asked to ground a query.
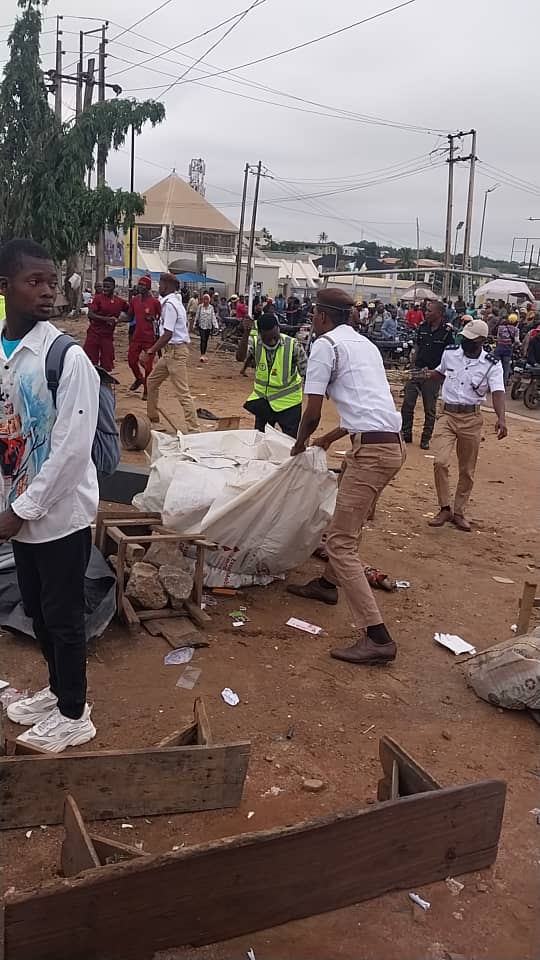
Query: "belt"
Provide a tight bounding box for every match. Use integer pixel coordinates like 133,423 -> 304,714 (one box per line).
443,403 -> 480,414
359,431 -> 401,444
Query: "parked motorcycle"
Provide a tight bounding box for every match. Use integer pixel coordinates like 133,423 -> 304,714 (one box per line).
511,363 -> 540,409
369,323 -> 414,369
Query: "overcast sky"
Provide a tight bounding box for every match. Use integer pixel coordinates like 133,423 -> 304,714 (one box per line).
1,0 -> 538,261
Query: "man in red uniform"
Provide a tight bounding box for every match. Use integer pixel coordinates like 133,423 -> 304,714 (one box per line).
127,277 -> 161,398
83,276 -> 128,372
405,302 -> 424,329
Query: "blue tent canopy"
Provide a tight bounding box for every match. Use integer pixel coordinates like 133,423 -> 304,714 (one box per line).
108,268 -> 222,284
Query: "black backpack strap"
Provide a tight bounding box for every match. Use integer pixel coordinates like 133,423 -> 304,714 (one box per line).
45,334 -> 77,405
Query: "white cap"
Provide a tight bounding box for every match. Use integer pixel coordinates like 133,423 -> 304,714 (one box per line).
461,318 -> 489,340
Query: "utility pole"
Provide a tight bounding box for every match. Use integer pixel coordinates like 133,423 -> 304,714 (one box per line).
234,163 -> 250,296
460,129 -> 477,301
76,30 -> 84,116
442,134 -> 456,299
95,22 -> 109,284
128,125 -> 136,290
245,160 -> 263,314
414,216 -> 420,300
54,16 -> 63,121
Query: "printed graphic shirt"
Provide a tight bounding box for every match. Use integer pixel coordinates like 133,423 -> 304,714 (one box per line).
0,320 -> 100,543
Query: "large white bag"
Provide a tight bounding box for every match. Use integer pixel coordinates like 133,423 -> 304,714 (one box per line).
464,630 -> 540,710
134,427 -> 337,587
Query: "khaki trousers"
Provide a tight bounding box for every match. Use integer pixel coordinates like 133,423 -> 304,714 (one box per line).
432,412 -> 482,515
146,344 -> 199,433
324,436 -> 406,629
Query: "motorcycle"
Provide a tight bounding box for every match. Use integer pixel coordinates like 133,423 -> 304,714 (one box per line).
369,323 -> 414,369
511,363 -> 540,409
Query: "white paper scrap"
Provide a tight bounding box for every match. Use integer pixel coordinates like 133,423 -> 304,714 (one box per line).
395,580 -> 410,589
409,892 -> 431,910
492,576 -> 515,584
164,647 -> 194,665
247,950 -> 257,960
434,632 -> 476,656
221,687 -> 240,707
0,679 -> 9,690
286,617 -> 323,635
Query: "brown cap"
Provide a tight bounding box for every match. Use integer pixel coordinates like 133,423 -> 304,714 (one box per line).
315,287 -> 354,313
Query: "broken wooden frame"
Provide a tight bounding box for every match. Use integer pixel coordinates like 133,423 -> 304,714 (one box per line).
0,698 -> 249,830
95,511 -> 217,630
2,737 -> 506,960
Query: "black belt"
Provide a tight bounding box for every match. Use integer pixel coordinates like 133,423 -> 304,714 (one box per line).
443,403 -> 480,414
358,431 -> 401,444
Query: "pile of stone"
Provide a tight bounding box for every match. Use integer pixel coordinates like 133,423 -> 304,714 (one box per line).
111,540 -> 194,611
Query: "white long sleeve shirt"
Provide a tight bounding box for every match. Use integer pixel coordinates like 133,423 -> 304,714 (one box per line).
0,320 -> 100,544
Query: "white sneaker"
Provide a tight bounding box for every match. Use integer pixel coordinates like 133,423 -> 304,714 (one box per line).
16,704 -> 96,754
7,686 -> 58,726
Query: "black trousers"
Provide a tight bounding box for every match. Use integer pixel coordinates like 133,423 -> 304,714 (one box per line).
247,398 -> 302,438
12,528 -> 91,719
199,329 -> 211,355
401,377 -> 440,442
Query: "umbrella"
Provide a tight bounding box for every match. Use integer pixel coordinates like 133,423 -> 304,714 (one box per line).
401,286 -> 439,302
474,278 -> 534,300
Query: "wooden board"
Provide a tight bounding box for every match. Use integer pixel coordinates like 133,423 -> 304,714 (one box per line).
4,779 -> 506,960
89,834 -> 146,866
60,796 -> 100,878
517,581 -> 537,635
377,736 -> 441,801
0,742 -> 250,830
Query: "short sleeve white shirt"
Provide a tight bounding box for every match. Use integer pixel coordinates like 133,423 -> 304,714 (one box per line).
304,325 -> 402,433
436,347 -> 505,404
160,293 -> 189,345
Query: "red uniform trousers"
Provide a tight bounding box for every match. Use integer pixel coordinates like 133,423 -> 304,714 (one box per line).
128,333 -> 156,385
83,322 -> 115,372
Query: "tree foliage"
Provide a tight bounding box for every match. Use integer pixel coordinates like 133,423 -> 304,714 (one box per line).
0,0 -> 165,262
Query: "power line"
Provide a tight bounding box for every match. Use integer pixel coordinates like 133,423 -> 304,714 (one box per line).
157,0 -> 265,99
110,0 -> 178,43
108,0 -> 267,79
157,0 -> 418,93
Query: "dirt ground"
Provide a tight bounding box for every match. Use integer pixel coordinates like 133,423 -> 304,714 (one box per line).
2,319 -> 539,960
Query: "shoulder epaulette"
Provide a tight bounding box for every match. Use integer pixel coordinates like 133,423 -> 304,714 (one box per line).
444,344 -> 460,351
485,352 -> 499,364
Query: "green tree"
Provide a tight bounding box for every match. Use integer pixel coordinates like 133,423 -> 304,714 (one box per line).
0,0 -> 165,263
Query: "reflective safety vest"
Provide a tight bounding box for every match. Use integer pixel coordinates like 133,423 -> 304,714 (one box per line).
248,334 -> 303,412
247,323 -> 258,354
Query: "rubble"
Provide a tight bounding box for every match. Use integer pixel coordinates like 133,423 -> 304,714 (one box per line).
144,541 -> 190,570
126,562 -> 168,610
158,565 -> 194,608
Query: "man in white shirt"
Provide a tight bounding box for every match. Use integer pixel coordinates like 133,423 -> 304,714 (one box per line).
425,318 -> 507,532
0,238 -> 100,752
144,273 -> 199,433
288,288 -> 405,666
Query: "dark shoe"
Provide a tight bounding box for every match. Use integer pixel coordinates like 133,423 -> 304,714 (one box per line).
312,547 -> 329,561
420,439 -> 430,450
287,578 -> 338,605
428,508 -> 453,527
402,435 -> 413,444
129,378 -> 143,392
331,636 -> 396,665
452,513 -> 472,532
142,390 -> 148,401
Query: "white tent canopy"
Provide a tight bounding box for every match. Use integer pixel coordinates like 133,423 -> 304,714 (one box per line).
475,278 -> 534,301
401,285 -> 439,302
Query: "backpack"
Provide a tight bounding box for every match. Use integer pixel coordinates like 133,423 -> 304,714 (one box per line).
45,334 -> 120,477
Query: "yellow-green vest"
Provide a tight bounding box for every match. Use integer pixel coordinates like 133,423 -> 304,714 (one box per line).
248,334 -> 302,412
0,295 -> 5,322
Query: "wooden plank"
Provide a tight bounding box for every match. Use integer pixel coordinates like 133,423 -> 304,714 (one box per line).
121,596 -> 141,631
377,737 -> 440,801
517,581 -> 537,635
4,779 -> 506,960
89,834 -> 146,865
183,599 -> 211,629
138,608 -> 186,622
192,543 -> 205,608
194,698 -> 212,746
155,722 -> 198,748
61,796 -> 100,878
0,742 -> 250,830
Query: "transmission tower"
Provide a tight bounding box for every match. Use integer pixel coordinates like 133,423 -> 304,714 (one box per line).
189,158 -> 206,197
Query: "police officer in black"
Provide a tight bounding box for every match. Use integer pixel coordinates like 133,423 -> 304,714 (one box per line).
401,300 -> 454,449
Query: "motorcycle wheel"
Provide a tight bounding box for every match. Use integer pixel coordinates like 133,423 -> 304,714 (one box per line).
510,379 -> 522,400
523,382 -> 540,410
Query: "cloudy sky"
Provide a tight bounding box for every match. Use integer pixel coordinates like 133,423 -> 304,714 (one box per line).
1,0 -> 539,261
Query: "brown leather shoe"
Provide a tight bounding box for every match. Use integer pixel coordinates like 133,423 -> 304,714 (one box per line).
428,508 -> 453,527
287,578 -> 338,605
452,513 -> 472,532
330,637 -> 396,665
